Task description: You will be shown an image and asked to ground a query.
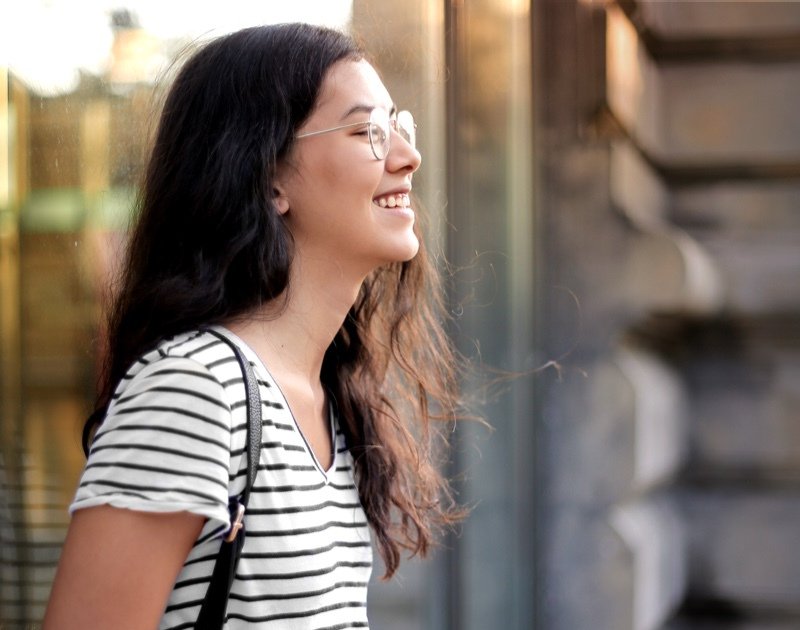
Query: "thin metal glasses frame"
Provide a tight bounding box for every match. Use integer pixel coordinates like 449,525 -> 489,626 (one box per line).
295,108 -> 415,160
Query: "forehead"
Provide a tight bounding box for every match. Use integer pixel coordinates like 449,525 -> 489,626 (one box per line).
314,59 -> 393,117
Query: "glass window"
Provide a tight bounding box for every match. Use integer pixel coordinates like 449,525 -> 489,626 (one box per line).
2,2 -> 451,626
439,1 -> 537,628
3,2 -> 537,627
3,4 -> 353,626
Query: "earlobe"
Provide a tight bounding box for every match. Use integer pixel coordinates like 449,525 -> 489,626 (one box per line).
273,189 -> 290,215
273,160 -> 291,215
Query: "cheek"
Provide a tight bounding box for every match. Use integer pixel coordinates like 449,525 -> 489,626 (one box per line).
291,143 -> 384,209
312,136 -> 383,179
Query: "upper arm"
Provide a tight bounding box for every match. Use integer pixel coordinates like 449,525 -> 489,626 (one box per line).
44,505 -> 205,630
45,347 -> 240,628
73,356 -> 234,531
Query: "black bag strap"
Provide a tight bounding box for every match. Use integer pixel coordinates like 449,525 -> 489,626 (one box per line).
196,329 -> 262,629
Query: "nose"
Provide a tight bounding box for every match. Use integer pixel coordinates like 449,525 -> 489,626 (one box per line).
385,128 -> 421,174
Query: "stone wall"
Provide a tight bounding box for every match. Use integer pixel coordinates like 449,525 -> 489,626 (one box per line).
537,1 -> 800,628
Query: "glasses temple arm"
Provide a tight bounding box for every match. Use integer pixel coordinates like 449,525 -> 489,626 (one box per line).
295,120 -> 371,139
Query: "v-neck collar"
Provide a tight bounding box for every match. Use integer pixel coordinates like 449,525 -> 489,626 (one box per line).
211,325 -> 337,481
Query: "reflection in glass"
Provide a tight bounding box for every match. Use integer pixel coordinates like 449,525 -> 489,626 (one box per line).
2,4 -> 362,627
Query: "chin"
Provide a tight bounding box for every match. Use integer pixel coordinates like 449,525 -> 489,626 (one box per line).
370,240 -> 419,269
395,236 -> 420,262
360,231 -> 420,270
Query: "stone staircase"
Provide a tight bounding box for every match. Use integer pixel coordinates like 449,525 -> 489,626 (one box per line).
538,1 -> 800,628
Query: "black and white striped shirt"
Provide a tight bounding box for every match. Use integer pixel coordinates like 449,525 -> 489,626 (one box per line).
71,327 -> 372,629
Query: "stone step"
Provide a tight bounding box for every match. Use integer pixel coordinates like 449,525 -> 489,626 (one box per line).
611,139 -> 800,314
679,488 -> 800,612
611,495 -> 687,630
543,493 -> 686,630
610,142 -> 724,315
638,0 -> 800,40
672,183 -> 800,314
548,347 -> 688,506
665,618 -> 800,630
685,325 -> 800,473
607,6 -> 800,165
672,183 -> 800,233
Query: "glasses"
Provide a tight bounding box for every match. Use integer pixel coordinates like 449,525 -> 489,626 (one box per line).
295,108 -> 415,160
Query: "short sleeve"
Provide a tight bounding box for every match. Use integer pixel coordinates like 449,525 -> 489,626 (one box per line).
70,355 -> 233,533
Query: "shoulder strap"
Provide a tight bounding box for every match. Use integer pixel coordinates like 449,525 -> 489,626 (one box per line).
227,334 -> 263,503
196,328 -> 262,629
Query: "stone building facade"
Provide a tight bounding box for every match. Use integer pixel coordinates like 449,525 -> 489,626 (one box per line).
536,1 -> 800,628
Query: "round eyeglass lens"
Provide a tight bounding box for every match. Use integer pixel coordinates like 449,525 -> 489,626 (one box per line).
396,110 -> 416,150
368,109 -> 390,160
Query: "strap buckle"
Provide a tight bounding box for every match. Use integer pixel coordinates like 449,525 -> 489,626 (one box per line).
225,502 -> 246,543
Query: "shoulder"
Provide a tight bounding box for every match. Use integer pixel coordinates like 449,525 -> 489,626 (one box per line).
142,328 -> 240,373
111,329 -> 244,401
96,329 -> 255,447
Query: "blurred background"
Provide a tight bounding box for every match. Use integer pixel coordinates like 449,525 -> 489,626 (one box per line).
2,0 -> 800,629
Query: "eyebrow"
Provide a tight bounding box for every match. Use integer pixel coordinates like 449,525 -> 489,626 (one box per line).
340,103 -> 398,120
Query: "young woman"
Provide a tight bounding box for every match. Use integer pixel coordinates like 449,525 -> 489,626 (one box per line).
44,22 -> 462,629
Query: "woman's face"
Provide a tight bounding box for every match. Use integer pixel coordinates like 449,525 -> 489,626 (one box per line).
277,59 -> 422,278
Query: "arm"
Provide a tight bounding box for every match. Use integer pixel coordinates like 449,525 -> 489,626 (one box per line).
43,505 -> 205,630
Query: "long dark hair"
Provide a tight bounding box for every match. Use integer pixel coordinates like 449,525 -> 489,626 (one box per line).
85,22 -> 464,578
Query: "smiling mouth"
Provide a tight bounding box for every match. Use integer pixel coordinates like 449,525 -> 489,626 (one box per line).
373,193 -> 411,208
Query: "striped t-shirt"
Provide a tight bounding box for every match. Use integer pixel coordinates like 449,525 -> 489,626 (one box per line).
71,327 -> 373,629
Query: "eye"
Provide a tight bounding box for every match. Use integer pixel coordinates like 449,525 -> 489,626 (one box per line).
369,123 -> 387,143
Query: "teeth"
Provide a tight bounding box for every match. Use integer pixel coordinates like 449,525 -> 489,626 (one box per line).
374,194 -> 410,208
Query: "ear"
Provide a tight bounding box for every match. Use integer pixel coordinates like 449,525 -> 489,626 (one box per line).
272,186 -> 290,215
272,161 -> 291,215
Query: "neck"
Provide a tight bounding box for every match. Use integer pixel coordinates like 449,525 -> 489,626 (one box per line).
227,254 -> 366,384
